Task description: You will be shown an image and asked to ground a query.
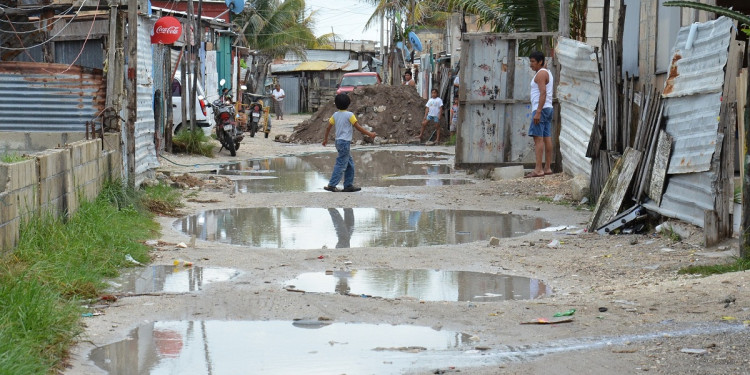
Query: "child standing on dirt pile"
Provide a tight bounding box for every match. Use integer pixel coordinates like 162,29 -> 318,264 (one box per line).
418,88 -> 443,143
322,93 -> 377,192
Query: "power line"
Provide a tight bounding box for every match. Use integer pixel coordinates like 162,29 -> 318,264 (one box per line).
0,0 -> 86,50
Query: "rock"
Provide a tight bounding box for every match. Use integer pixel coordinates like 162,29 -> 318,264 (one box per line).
523,205 -> 541,211
392,115 -> 401,122
274,134 -> 289,143
565,175 -> 590,201
374,105 -> 386,113
176,242 -> 188,248
491,166 -> 524,180
489,237 -> 500,246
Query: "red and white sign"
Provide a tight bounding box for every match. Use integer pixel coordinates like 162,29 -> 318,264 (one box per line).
151,16 -> 182,44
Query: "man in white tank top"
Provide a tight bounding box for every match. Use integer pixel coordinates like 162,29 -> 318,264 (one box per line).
525,51 -> 554,178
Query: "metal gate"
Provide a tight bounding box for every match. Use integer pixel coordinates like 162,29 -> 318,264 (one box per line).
278,76 -> 302,115
455,33 -> 554,168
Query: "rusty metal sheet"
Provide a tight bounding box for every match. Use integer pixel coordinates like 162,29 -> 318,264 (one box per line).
0,61 -> 105,132
458,35 -> 539,165
662,17 -> 732,98
556,37 -> 599,179
663,92 -> 721,174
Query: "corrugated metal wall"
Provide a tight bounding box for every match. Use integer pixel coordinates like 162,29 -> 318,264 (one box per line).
644,17 -> 732,228
455,35 -> 536,166
556,37 -> 599,178
278,76 -> 301,114
0,62 -> 105,132
134,17 -> 159,186
55,40 -> 105,70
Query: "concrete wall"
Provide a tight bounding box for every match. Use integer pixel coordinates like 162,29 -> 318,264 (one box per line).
0,133 -> 122,252
0,132 -> 89,154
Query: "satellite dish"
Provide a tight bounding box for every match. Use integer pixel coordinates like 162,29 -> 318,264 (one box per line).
225,0 -> 245,14
408,31 -> 423,52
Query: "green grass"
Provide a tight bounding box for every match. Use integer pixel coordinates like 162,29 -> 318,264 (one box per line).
679,257 -> 750,276
1,152 -> 29,163
173,128 -> 214,157
0,180 -> 161,373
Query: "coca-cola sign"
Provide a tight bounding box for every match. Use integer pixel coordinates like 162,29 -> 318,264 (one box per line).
151,16 -> 182,44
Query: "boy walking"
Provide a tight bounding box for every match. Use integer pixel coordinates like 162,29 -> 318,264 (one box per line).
418,88 -> 443,143
322,94 -> 377,192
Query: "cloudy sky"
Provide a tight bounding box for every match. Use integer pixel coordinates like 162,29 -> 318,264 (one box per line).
305,0 -> 381,42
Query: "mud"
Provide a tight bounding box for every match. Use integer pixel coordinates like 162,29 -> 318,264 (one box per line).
288,85 -> 445,144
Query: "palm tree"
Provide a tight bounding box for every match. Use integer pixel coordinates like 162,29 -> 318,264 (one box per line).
236,0 -> 321,93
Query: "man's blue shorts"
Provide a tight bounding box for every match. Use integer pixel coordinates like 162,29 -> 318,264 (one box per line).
528,107 -> 553,137
426,115 -> 439,123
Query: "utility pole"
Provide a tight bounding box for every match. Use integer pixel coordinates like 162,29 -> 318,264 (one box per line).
192,0 -> 203,132
380,14 -> 384,59
187,0 -> 196,132
126,0 -> 138,185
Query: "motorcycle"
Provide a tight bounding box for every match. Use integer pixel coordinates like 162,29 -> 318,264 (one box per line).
210,97 -> 243,156
244,93 -> 271,138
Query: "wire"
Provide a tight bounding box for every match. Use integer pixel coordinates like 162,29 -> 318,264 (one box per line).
0,3 -> 76,25
0,0 -> 86,51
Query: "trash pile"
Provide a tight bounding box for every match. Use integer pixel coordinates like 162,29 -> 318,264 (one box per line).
287,85 -> 439,144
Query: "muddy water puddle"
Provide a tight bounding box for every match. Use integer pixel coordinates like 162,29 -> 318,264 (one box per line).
108,266 -> 240,294
90,320 -> 471,375
285,269 -> 551,301
174,208 -> 548,249
206,150 -> 471,193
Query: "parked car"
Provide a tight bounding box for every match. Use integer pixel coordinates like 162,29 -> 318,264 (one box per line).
171,72 -> 214,136
336,72 -> 382,94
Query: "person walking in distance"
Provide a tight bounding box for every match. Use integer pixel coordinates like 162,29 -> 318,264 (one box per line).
418,88 -> 443,143
525,51 -> 554,178
272,83 -> 285,120
322,94 -> 377,192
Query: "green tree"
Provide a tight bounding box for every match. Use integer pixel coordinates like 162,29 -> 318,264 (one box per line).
237,0 -> 324,93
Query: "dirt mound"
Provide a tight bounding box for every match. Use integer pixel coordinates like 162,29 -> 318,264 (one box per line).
289,85 -> 446,144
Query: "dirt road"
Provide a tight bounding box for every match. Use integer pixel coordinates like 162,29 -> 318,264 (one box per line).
64,114 -> 749,375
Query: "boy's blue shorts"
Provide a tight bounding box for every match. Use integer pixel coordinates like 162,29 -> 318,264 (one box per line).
528,107 -> 553,137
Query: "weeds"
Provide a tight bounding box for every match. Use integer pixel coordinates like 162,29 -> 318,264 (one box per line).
1,152 -> 29,163
173,128 -> 214,157
0,180 -> 160,373
679,257 -> 750,276
142,182 -> 183,216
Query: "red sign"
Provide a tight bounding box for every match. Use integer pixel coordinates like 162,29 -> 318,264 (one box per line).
151,16 -> 182,44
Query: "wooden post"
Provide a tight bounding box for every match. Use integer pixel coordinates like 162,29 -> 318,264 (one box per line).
559,0 -> 570,38
602,0 -> 610,43
126,0 -> 138,186
105,0 -> 119,133
743,71 -> 750,258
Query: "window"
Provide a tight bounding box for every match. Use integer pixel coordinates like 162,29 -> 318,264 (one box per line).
656,0 -> 681,74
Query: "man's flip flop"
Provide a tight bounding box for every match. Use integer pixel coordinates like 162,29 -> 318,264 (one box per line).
524,172 -> 544,178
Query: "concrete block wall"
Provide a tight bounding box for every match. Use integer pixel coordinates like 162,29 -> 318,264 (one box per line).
586,0 -> 617,48
0,133 -> 123,252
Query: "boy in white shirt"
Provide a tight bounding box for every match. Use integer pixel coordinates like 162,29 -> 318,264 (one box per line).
418,88 -> 443,143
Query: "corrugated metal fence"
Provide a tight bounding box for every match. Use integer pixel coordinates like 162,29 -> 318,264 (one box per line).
278,76 -> 302,114
0,62 -> 105,132
133,17 -> 159,186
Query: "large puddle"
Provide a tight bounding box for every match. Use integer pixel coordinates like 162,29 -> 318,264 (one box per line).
108,266 -> 240,294
89,321 -> 471,375
285,269 -> 551,301
201,150 -> 472,193
174,208 -> 548,249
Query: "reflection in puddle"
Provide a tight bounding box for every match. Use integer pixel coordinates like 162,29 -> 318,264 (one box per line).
207,150 -> 471,193
285,269 -> 551,301
90,321 -> 471,375
174,208 -> 548,249
108,266 -> 239,294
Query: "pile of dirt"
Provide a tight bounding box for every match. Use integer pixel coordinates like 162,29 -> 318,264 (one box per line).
288,85 -> 446,144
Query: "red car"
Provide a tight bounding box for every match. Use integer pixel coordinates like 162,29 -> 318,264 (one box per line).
336,72 -> 382,94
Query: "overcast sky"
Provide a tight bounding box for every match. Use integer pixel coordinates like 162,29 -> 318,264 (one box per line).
305,0 -> 381,42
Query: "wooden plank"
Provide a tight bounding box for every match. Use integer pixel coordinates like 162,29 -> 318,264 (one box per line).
648,130 -> 673,206
704,210 -> 720,247
503,39 -> 516,163
588,147 -> 643,231
635,103 -> 664,202
738,68 -> 748,188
